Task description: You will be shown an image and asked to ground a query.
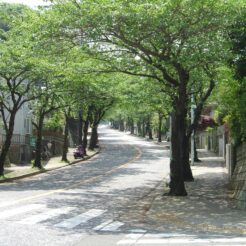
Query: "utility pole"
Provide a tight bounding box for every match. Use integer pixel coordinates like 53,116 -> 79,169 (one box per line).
191,93 -> 196,166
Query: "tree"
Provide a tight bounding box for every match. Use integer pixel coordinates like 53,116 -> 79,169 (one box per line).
0,6 -> 40,175
51,0 -> 233,195
212,8 -> 246,145
32,79 -> 65,168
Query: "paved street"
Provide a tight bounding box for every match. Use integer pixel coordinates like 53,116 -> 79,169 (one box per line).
0,126 -> 168,246
0,126 -> 246,246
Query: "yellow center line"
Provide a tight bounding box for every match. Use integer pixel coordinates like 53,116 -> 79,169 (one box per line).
0,146 -> 142,208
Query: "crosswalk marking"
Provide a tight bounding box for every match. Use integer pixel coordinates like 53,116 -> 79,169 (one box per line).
18,207 -> 74,225
129,229 -> 146,234
117,235 -> 246,245
93,219 -> 113,231
100,221 -> 124,231
0,204 -> 44,220
55,209 -> 106,229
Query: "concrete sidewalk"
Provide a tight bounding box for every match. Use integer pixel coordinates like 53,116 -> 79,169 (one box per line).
144,149 -> 246,236
1,148 -> 99,182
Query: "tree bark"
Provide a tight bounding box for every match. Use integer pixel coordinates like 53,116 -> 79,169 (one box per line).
33,113 -> 45,169
183,135 -> 194,181
130,118 -> 135,135
89,125 -> 98,150
142,120 -> 146,137
168,110 -> 187,196
61,113 -> 69,162
137,121 -> 142,136
146,116 -> 153,140
158,112 -> 163,142
83,117 -> 90,155
78,110 -> 83,145
168,76 -> 190,196
119,119 -> 125,131
0,111 -> 16,176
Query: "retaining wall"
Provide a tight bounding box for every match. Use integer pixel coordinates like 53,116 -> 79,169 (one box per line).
230,142 -> 246,209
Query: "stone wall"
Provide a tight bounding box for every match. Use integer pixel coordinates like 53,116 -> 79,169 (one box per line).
230,142 -> 246,209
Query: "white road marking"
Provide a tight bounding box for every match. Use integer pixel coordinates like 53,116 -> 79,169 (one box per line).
212,238 -> 246,243
117,236 -> 246,245
129,229 -> 146,234
18,207 -> 74,225
125,233 -> 144,240
55,209 -> 106,229
93,219 -> 113,231
0,204 -> 44,220
136,239 -> 211,244
100,221 -> 124,231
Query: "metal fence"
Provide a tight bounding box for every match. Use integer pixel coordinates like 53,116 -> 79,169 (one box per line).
0,134 -> 30,145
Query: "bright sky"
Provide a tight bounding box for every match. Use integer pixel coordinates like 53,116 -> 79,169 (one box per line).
0,0 -> 48,8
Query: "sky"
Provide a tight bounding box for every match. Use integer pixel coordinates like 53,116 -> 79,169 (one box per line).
0,0 -> 48,8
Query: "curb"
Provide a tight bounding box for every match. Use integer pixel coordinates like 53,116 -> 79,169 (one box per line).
0,148 -> 100,184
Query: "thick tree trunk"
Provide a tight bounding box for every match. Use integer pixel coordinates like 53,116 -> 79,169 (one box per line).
168,79 -> 190,196
89,125 -> 98,150
0,112 -> 16,176
158,112 -> 163,142
33,114 -> 45,169
168,111 -> 187,196
61,114 -> 69,162
83,117 -> 90,155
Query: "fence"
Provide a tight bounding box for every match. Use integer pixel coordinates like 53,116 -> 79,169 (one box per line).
0,134 -> 31,145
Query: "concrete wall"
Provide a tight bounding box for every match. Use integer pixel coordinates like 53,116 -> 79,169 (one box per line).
230,142 -> 246,209
197,126 -> 226,158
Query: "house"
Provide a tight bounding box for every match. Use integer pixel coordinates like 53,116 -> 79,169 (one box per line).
0,102 -> 32,164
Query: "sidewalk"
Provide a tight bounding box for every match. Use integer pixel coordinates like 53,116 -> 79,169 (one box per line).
0,148 -> 99,183
145,149 -> 246,236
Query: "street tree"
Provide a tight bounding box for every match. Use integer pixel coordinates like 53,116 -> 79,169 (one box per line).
0,6 -> 41,176
49,0 -> 235,195
31,78 -> 65,169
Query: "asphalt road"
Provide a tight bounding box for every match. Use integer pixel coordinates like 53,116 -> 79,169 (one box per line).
0,126 -> 170,246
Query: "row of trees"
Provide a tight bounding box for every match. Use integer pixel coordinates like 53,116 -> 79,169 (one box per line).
0,3 -> 117,176
0,1 -> 245,196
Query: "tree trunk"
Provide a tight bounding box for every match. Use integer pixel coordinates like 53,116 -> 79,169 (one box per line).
89,125 -> 98,150
194,132 -> 201,162
137,121 -> 142,136
0,112 -> 16,176
83,117 -> 90,155
33,114 -> 45,169
168,79 -> 190,196
142,120 -> 146,137
158,112 -> 163,142
183,135 -> 194,181
130,119 -> 135,135
119,119 -> 124,131
78,110 -> 83,145
61,114 -> 69,162
168,111 -> 187,196
146,116 -> 153,140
